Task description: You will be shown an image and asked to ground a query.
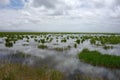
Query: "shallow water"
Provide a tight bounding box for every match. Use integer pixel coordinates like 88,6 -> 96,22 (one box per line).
0,34 -> 120,80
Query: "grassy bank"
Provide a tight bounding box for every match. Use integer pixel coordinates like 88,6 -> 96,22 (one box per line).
0,64 -> 63,80
78,49 -> 120,69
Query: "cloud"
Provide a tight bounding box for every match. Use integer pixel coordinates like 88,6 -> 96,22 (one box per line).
32,0 -> 59,8
23,0 -> 120,18
0,0 -> 120,32
0,0 -> 10,5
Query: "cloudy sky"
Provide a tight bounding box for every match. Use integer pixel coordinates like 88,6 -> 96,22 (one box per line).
0,0 -> 120,32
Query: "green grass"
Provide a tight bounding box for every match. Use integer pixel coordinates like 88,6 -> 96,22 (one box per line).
5,42 -> 13,48
61,39 -> 67,43
0,64 -> 63,80
38,44 -> 48,49
75,39 -> 80,44
90,39 -> 96,45
103,45 -> 113,50
78,49 -> 120,69
74,44 -> 77,48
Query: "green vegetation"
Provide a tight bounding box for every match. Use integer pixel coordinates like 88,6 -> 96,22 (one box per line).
78,49 -> 120,69
40,39 -> 45,44
61,39 -> 67,43
5,42 -> 13,48
75,39 -> 80,44
103,45 -> 113,50
74,44 -> 77,48
0,64 -> 63,80
0,32 -> 120,50
38,44 -> 48,49
67,45 -> 71,49
90,39 -> 96,45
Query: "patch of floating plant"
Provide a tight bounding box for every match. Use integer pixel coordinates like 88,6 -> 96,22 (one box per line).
103,45 -> 113,50
5,41 -> 13,48
49,46 -> 71,52
38,44 -> 48,49
78,48 -> 120,69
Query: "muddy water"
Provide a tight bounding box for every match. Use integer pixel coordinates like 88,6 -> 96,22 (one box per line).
0,34 -> 120,80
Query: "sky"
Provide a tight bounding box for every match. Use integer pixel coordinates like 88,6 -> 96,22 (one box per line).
0,0 -> 120,32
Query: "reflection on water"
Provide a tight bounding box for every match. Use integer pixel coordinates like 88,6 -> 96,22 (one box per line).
0,34 -> 120,80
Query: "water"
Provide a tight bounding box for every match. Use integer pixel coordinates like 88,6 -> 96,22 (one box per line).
0,34 -> 120,80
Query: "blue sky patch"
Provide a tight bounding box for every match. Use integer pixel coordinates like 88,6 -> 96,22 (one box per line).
0,0 -> 25,9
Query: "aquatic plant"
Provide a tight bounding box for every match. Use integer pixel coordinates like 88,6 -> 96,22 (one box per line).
40,39 -> 45,44
75,39 -> 80,44
26,39 -> 29,42
90,39 -> 96,45
78,49 -> 120,69
81,39 -> 85,43
38,44 -> 48,49
49,38 -> 53,42
103,45 -> 113,50
61,39 -> 67,43
5,42 -> 13,48
74,44 -> 77,48
34,39 -> 38,42
67,45 -> 71,49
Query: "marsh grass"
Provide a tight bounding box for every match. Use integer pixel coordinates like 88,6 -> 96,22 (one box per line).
38,45 -> 48,49
61,39 -> 67,43
103,45 -> 113,50
0,64 -> 63,80
76,39 -> 80,44
90,39 -> 96,45
74,44 -> 77,48
5,42 -> 13,48
78,49 -> 120,69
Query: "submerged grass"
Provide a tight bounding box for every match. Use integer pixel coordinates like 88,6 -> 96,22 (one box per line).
38,44 -> 48,49
103,45 -> 113,50
0,64 -> 63,80
53,46 -> 71,51
78,49 -> 120,69
9,52 -> 31,58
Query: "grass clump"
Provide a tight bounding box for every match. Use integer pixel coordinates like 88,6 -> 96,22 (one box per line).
0,64 -> 63,80
103,45 -> 113,50
74,44 -> 77,48
61,39 -> 67,43
78,49 -> 120,69
38,45 -> 48,49
90,39 -> 96,45
5,42 -> 13,48
75,39 -> 80,44
40,39 -> 45,44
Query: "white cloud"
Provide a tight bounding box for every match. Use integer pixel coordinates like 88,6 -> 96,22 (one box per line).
0,0 -> 120,32
0,0 -> 10,5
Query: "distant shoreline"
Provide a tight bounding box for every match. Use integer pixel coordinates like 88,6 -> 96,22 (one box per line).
0,31 -> 120,35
